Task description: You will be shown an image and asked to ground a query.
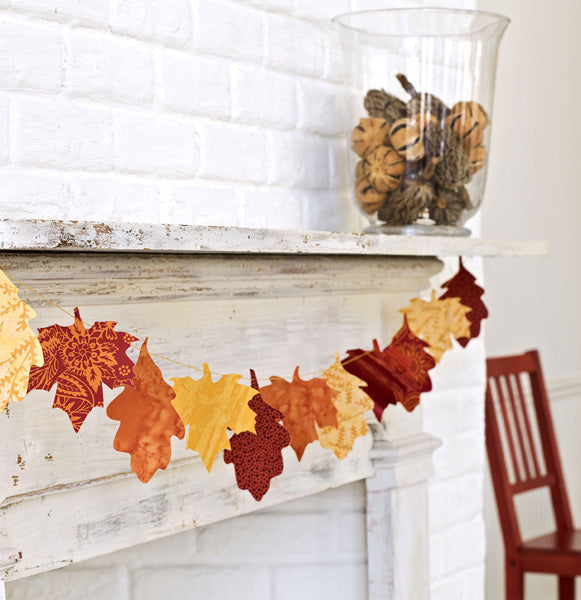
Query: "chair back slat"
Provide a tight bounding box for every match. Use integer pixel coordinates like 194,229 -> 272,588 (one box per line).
486,350 -> 574,554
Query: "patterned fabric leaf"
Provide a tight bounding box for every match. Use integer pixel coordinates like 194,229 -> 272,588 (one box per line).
386,316 -> 436,412
440,258 -> 488,347
261,367 -> 338,461
317,353 -> 373,459
27,307 -> 138,432
400,290 -> 471,363
107,339 -> 185,483
223,370 -> 291,501
342,339 -> 418,421
0,270 -> 44,412
171,364 -> 257,472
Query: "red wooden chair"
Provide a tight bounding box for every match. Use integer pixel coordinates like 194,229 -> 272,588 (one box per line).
486,350 -> 581,599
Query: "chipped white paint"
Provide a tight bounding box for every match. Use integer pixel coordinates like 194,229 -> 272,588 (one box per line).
0,219 -> 547,257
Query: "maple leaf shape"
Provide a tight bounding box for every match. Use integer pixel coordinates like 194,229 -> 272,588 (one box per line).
27,307 -> 138,432
399,290 -> 471,363
316,353 -> 374,459
223,370 -> 291,501
260,367 -> 338,461
0,270 -> 44,413
342,339 -> 419,421
385,316 -> 436,412
171,364 -> 257,472
107,339 -> 185,483
440,258 -> 489,347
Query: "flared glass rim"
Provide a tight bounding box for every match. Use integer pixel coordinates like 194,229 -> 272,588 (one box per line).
332,7 -> 510,39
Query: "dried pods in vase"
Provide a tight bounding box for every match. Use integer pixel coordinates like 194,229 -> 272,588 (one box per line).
351,73 -> 490,235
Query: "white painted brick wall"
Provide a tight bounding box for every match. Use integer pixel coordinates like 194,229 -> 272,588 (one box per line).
1,0 -> 485,598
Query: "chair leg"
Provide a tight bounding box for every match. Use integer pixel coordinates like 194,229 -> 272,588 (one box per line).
559,576 -> 575,600
506,560 -> 524,600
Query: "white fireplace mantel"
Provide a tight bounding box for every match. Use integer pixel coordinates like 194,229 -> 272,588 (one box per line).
0,220 -> 546,599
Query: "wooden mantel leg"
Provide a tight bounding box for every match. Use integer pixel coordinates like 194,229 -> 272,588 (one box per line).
365,426 -> 441,600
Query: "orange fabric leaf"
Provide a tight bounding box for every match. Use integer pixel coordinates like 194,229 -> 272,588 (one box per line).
107,339 -> 185,483
223,370 -> 291,501
260,367 -> 338,461
317,354 -> 373,459
27,307 -> 138,432
171,365 -> 257,472
440,258 -> 488,347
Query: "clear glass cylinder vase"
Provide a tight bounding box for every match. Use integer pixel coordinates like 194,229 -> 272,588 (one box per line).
334,8 -> 509,236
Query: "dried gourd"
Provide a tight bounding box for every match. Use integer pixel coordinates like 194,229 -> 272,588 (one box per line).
451,101 -> 489,129
355,176 -> 388,214
363,146 -> 406,192
445,112 -> 485,149
389,118 -> 425,162
467,142 -> 487,174
351,118 -> 391,158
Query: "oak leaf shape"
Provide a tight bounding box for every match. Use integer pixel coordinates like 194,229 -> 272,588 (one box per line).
342,339 -> 419,421
171,364 -> 257,472
261,367 -> 338,461
27,307 -> 138,432
107,339 -> 185,483
386,316 -> 436,412
223,370 -> 291,501
400,290 -> 471,363
0,270 -> 44,413
317,354 -> 373,459
440,258 -> 488,347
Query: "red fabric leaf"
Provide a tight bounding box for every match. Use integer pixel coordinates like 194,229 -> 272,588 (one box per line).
28,307 -> 138,432
342,339 -> 418,421
440,258 -> 488,347
224,370 -> 291,501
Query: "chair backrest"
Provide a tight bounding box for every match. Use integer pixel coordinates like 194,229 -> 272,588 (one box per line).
485,350 -> 573,553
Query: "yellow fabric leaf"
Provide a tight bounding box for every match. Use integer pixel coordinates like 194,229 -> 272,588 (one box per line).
400,289 -> 471,363
171,364 -> 257,471
317,353 -> 374,459
0,270 -> 44,412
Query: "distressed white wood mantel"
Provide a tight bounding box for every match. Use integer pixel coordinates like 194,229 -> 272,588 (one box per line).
0,220 -> 546,599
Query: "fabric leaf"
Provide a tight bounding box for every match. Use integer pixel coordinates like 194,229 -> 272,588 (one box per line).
342,339 -> 419,421
0,269 -> 44,412
316,353 -> 374,459
399,290 -> 471,363
440,258 -> 488,346
260,367 -> 338,461
171,364 -> 257,472
27,307 -> 138,432
224,370 -> 291,501
107,339 -> 185,483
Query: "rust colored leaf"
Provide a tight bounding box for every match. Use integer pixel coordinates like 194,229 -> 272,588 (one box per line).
223,370 -> 291,501
261,367 -> 338,461
386,317 -> 436,412
27,307 -> 138,432
342,339 -> 419,421
400,290 -> 471,363
0,269 -> 44,413
107,339 -> 185,483
171,365 -> 257,472
440,258 -> 488,346
317,354 -> 373,459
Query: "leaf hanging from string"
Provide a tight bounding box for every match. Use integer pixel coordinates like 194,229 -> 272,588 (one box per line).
107,339 -> 185,483
260,367 -> 338,461
0,270 -> 44,413
27,307 -> 138,432
223,370 -> 291,500
440,258 -> 488,346
399,290 -> 471,363
316,353 -> 373,459
171,364 -> 257,472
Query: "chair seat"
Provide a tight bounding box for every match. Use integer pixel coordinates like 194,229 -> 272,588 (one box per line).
519,530 -> 581,577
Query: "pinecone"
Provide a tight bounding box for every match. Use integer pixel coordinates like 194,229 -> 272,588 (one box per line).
423,122 -> 445,163
434,127 -> 472,189
364,89 -> 407,124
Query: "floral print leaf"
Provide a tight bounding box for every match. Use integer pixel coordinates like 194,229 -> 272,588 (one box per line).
27,307 -> 138,432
